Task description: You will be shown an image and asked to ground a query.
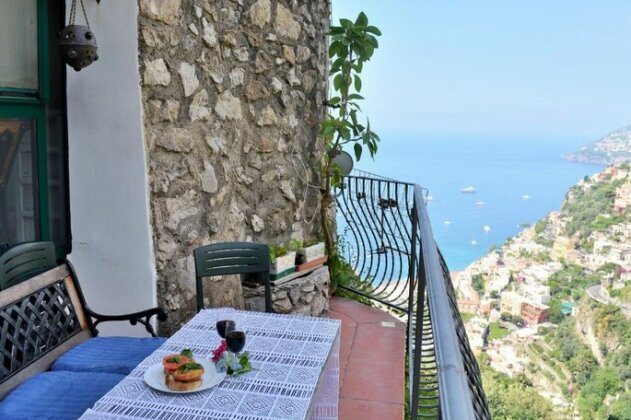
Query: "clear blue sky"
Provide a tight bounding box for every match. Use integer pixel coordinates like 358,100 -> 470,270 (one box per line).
333,1 -> 631,140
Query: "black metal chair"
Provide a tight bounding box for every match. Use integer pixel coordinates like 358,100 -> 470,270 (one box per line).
0,241 -> 57,290
193,242 -> 273,313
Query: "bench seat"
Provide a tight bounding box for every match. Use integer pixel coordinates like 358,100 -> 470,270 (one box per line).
51,336 -> 167,375
0,371 -> 125,420
0,244 -> 169,419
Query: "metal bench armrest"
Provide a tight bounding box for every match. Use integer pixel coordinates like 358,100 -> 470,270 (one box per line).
85,307 -> 168,337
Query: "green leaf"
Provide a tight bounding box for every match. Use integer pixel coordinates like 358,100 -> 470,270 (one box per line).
349,102 -> 362,112
333,74 -> 343,91
354,76 -> 362,92
347,93 -> 364,101
328,43 -> 337,58
354,44 -> 365,59
354,143 -> 362,161
355,12 -> 368,27
239,352 -> 250,365
339,18 -> 353,28
181,348 -> 193,359
329,27 -> 344,35
365,44 -> 375,59
331,57 -> 345,72
330,165 -> 342,187
350,110 -> 358,127
365,26 -> 382,36
320,125 -> 336,139
178,362 -> 203,372
337,43 -> 348,59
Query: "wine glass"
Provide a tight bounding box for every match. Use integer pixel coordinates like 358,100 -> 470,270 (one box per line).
225,321 -> 246,354
215,308 -> 236,339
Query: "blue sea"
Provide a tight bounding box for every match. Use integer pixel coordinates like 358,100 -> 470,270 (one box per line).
356,134 -> 604,271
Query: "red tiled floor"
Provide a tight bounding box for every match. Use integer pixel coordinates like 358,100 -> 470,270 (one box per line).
328,297 -> 406,420
339,399 -> 404,420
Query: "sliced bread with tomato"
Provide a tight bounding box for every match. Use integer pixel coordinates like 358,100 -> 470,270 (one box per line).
165,362 -> 205,391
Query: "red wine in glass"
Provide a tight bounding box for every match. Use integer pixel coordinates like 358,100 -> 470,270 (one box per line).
216,320 -> 236,339
226,330 -> 246,353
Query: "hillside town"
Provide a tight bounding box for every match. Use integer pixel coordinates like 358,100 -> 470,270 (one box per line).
454,164 -> 631,416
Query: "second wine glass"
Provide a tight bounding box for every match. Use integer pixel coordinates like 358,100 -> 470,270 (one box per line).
225,321 -> 246,354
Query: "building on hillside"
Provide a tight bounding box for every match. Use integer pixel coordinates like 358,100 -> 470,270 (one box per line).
520,300 -> 549,326
457,296 -> 480,313
500,291 -> 524,316
488,308 -> 501,322
479,300 -> 492,315
614,183 -> 631,214
594,239 -> 613,254
561,301 -> 574,316
551,236 -> 572,260
521,282 -> 551,304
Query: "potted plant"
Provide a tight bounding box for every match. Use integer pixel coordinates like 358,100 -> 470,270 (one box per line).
294,240 -> 327,272
269,244 -> 296,280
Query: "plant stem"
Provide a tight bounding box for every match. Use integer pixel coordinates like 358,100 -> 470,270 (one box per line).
321,143 -> 338,283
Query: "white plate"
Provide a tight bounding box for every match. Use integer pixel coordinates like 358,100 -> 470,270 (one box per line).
143,359 -> 226,394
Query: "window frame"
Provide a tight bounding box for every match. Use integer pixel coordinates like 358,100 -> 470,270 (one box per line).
0,0 -> 49,103
0,0 -> 69,257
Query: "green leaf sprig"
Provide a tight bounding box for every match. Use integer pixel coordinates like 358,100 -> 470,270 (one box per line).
318,11 -> 383,270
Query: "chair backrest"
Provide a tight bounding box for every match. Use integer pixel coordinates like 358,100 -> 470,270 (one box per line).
0,241 -> 57,290
0,260 -> 93,398
193,242 -> 270,310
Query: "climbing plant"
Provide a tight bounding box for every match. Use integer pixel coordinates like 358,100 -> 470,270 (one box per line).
319,12 -> 381,265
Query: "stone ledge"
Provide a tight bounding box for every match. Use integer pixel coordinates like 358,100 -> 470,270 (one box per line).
243,266 -> 329,317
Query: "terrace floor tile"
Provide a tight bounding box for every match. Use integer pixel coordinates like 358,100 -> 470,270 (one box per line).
328,297 -> 406,420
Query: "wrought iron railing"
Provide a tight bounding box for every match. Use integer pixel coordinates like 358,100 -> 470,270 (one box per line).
334,173 -> 490,420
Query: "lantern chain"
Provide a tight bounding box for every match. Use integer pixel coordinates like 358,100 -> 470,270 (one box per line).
79,0 -> 91,28
68,0 -> 91,28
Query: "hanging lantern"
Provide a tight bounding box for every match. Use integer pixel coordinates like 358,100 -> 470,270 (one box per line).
58,0 -> 98,71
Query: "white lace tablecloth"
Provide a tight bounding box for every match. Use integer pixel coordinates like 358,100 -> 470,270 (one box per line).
80,309 -> 340,420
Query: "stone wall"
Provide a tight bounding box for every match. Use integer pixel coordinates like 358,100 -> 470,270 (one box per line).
243,267 -> 330,316
137,0 -> 331,334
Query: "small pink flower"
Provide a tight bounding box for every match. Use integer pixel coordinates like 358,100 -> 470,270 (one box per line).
211,340 -> 228,363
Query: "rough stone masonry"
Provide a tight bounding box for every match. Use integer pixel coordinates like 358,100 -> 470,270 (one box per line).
138,0 -> 331,334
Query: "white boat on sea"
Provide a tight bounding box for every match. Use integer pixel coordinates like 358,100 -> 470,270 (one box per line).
483,225 -> 491,233
475,201 -> 485,206
425,195 -> 434,202
443,220 -> 451,226
471,236 -> 478,246
461,186 -> 477,193
521,194 -> 530,200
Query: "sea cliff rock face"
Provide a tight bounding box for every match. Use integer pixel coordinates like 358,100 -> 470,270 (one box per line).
138,0 -> 330,334
564,126 -> 631,165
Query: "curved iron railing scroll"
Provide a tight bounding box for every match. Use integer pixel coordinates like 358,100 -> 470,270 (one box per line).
334,173 -> 490,420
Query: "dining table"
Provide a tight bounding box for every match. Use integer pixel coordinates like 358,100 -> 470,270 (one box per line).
79,309 -> 341,420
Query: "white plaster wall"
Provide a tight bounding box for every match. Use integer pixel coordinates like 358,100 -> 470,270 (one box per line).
66,1 -> 156,336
